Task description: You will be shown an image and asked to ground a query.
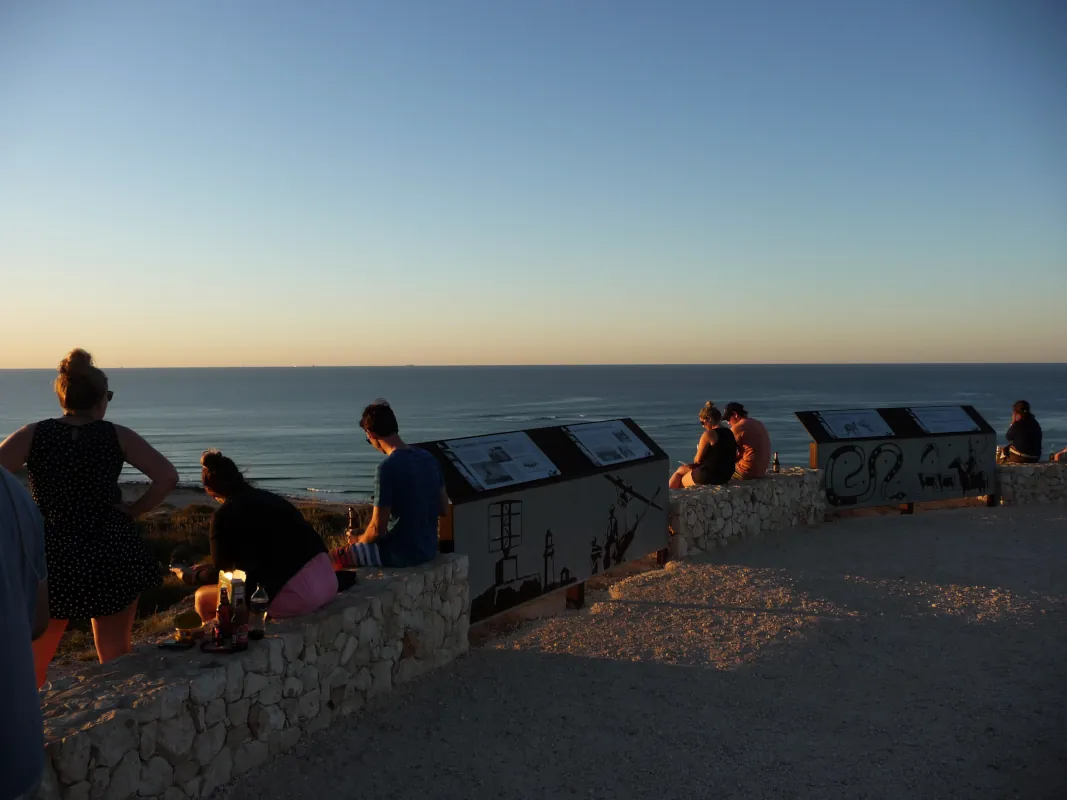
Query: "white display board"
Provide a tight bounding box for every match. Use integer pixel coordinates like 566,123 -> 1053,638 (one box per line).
907,406 -> 981,435
563,420 -> 654,467
438,432 -> 559,491
815,409 -> 894,439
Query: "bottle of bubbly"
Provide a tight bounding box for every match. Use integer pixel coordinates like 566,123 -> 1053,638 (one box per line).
772,452 -> 780,473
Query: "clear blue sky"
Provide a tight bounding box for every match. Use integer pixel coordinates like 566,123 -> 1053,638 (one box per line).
1,0 -> 1065,367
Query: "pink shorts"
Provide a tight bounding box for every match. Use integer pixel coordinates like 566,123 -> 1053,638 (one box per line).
269,553 -> 338,619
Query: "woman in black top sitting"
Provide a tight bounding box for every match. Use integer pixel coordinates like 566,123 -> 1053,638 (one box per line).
1005,400 -> 1042,464
669,402 -> 738,489
176,451 -> 337,622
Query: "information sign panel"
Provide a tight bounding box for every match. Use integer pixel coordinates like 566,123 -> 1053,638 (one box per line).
438,432 -> 559,491
563,420 -> 654,467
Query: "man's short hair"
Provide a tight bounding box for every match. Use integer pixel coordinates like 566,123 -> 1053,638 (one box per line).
724,402 -> 747,419
361,400 -> 399,437
1013,400 -> 1031,415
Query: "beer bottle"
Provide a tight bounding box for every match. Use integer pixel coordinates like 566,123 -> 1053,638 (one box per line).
216,587 -> 233,649
772,452 -> 780,473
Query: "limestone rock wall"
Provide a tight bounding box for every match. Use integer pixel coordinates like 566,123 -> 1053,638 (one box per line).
994,462 -> 1067,506
669,468 -> 827,555
35,555 -> 469,800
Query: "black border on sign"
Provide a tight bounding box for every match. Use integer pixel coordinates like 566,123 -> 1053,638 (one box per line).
795,405 -> 995,445
413,418 -> 668,505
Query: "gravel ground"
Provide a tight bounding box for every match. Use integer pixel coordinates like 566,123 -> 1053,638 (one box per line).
224,506 -> 1067,800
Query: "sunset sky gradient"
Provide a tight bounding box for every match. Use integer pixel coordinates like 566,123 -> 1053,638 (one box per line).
1,0 -> 1065,368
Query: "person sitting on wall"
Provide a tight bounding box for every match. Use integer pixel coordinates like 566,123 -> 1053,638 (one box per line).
329,400 -> 449,569
1005,400 -> 1042,464
1053,447 -> 1067,463
175,450 -> 338,621
724,402 -> 772,480
669,402 -> 738,489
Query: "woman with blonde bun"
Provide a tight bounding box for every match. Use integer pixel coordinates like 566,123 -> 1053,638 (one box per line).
0,349 -> 178,679
669,402 -> 738,489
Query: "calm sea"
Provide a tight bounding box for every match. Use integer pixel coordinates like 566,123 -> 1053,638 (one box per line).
1,365 -> 1065,501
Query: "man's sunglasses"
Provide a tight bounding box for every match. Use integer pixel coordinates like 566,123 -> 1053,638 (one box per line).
106,390 -> 114,401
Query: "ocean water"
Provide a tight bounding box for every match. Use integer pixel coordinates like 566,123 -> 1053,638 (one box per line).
1,364 -> 1065,501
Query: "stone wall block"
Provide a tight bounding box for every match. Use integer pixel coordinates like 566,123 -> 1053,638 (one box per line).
199,749 -> 232,799
225,726 -> 250,749
358,617 -> 382,648
191,723 -> 225,768
180,776 -> 201,799
241,646 -> 269,674
157,686 -> 189,722
156,715 -> 195,764
203,699 -> 225,729
257,677 -> 283,706
267,638 -> 285,675
87,711 -> 139,769
102,751 -> 140,800
172,761 -> 198,786
54,732 -> 92,785
248,704 -> 285,742
232,742 -> 268,777
319,614 -> 342,646
340,635 -> 359,666
227,699 -> 250,728
138,723 -> 157,761
300,665 -> 320,694
242,673 -> 269,700
188,669 -> 226,706
296,689 -> 320,722
224,662 -> 244,703
280,632 -> 303,662
138,757 -> 174,797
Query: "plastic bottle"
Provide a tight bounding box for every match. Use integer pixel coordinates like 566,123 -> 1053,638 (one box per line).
249,584 -> 269,641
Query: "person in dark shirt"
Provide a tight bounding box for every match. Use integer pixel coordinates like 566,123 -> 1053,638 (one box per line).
669,402 -> 737,488
177,451 -> 337,621
1005,400 -> 1042,463
330,400 -> 448,569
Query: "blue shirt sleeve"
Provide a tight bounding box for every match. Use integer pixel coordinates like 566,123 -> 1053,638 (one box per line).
374,459 -> 394,508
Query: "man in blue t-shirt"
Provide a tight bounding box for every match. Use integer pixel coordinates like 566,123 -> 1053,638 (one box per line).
330,401 -> 448,569
0,467 -> 51,800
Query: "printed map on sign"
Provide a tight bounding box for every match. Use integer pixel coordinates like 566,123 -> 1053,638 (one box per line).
564,420 -> 653,467
815,409 -> 894,440
907,406 -> 981,435
438,432 -> 559,491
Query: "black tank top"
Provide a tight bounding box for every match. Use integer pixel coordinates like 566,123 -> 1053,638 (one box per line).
693,426 -> 738,485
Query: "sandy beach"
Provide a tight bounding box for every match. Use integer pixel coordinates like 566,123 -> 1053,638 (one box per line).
222,504 -> 1067,800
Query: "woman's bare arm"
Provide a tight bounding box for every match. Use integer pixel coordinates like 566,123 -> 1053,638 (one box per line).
692,429 -> 718,465
0,424 -> 36,472
115,425 -> 179,517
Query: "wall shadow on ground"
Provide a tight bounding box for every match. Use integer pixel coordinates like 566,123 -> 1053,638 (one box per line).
224,507 -> 1067,800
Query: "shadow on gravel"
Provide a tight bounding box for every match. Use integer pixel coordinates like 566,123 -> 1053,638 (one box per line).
224,507 -> 1067,800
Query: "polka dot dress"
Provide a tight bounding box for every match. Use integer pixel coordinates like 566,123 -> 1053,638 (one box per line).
26,418 -> 162,620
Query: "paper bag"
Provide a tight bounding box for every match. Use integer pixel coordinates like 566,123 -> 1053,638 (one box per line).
219,570 -> 247,606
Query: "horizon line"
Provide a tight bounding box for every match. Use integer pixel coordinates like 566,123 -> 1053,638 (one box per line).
2,361 -> 1066,371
